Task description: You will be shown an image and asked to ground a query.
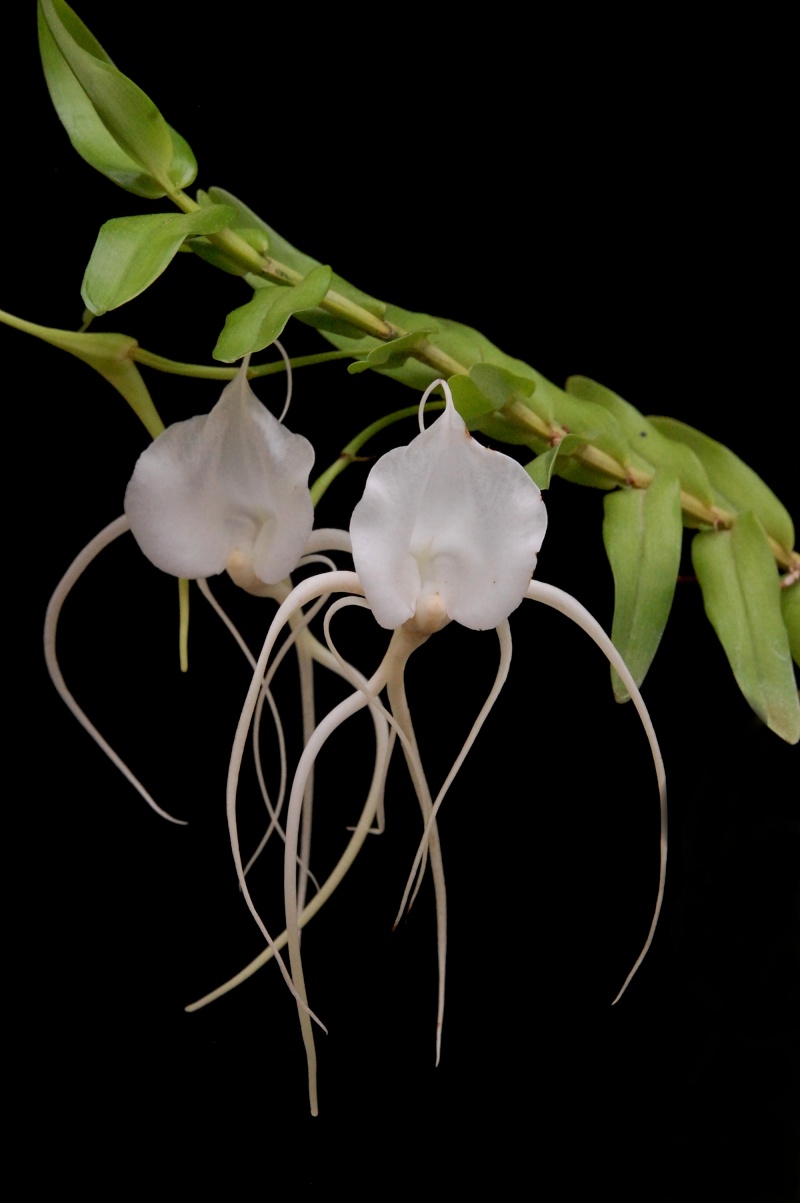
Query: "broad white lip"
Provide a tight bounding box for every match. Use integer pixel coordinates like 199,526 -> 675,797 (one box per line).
350,380 -> 548,630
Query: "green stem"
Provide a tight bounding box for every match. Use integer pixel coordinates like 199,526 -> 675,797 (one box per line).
310,403 -> 445,506
508,400 -> 798,571
165,192 -> 799,573
178,578 -> 190,673
132,347 -> 357,379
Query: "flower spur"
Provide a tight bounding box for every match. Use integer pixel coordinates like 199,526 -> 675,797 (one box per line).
208,378 -> 667,1115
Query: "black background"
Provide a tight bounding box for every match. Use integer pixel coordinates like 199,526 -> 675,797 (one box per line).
7,4 -> 798,1196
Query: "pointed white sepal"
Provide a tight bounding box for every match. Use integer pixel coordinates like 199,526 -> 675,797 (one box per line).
350,381 -> 548,630
124,362 -> 314,583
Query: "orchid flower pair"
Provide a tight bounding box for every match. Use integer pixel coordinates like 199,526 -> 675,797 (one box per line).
45,359 -> 666,1116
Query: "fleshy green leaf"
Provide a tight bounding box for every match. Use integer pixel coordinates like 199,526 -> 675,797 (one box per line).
38,1 -> 195,197
469,363 -> 537,408
206,188 -> 386,319
348,330 -> 434,375
603,474 -> 682,700
38,5 -> 159,197
470,410 -> 548,449
422,315 -> 495,381
206,188 -> 326,274
453,372 -> 545,447
213,266 -> 333,362
649,415 -> 795,553
447,375 -> 503,426
567,375 -> 715,513
161,126 -> 197,195
291,309 -> 368,339
692,513 -> 800,743
525,434 -> 586,489
548,456 -> 621,490
781,581 -> 800,668
81,207 -> 236,315
548,383 -> 643,473
186,236 -> 257,277
0,308 -> 163,436
202,200 -> 565,397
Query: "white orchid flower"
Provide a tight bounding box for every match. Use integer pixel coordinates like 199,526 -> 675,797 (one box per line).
350,381 -> 548,633
44,358 -> 341,853
204,379 -> 667,1118
124,359 -> 315,596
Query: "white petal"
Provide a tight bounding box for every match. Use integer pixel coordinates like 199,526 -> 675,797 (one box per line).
124,363 -> 315,583
350,383 -> 548,630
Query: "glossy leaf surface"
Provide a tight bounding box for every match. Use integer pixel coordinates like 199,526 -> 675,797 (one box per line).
447,374 -> 506,426
0,309 -> 163,436
206,187 -> 385,319
525,434 -> 587,489
38,1 -> 195,196
650,416 -> 795,552
469,363 -> 537,408
692,513 -> 800,743
781,581 -> 800,668
603,474 -> 682,700
567,375 -> 714,511
348,330 -> 434,375
82,206 -> 236,315
213,266 -> 333,362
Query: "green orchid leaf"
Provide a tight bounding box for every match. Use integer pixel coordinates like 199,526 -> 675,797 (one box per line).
509,374 -> 643,474
324,306 -> 527,395
206,188 -> 386,319
567,376 -> 715,514
447,375 -> 501,425
469,410 -> 549,448
213,265 -> 333,362
781,580 -> 800,668
692,513 -> 800,743
187,236 -> 255,277
362,306 -> 540,396
38,1 -> 195,196
469,363 -> 537,408
292,309 -> 368,340
520,369 -> 606,430
649,415 -> 795,553
203,203 -> 556,392
348,330 -> 434,375
206,187 -> 321,274
187,229 -> 270,277
163,126 -> 197,194
546,389 -> 637,472
549,456 -> 621,490
196,191 -> 270,253
201,211 -> 614,437
525,434 -> 587,489
81,206 -> 236,315
603,474 -> 682,700
38,5 -> 161,197
423,314 -> 496,378
0,308 -> 163,436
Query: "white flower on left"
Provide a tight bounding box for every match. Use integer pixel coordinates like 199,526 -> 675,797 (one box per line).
44,359 -> 322,827
125,362 -> 315,592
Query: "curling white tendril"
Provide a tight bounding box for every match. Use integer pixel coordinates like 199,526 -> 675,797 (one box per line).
45,361 -> 666,1118
44,353 -> 331,853
190,378 -> 666,1118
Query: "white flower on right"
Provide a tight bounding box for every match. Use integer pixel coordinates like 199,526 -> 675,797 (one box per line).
194,377 -> 666,1120
350,381 -> 548,632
